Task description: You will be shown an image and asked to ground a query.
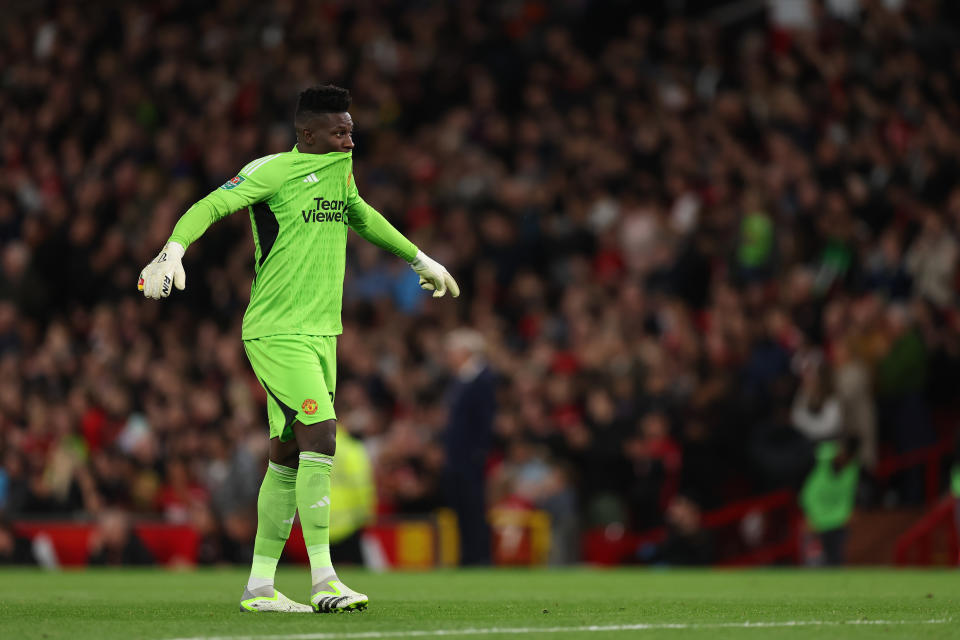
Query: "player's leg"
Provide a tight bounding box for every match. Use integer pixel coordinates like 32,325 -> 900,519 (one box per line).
240,436 -> 310,612
292,418 -> 366,612
240,337 -> 315,613
293,335 -> 367,613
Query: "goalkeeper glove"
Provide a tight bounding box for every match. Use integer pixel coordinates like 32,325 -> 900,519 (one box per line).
138,241 -> 186,299
410,250 -> 459,298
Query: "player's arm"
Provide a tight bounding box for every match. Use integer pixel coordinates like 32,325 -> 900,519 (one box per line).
139,157 -> 282,299
346,173 -> 459,298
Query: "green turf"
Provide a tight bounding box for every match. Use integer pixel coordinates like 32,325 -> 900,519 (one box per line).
0,568 -> 956,639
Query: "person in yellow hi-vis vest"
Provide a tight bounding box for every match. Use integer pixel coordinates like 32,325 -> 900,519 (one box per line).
329,425 -> 375,565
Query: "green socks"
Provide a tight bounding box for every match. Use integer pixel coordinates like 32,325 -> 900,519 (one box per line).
247,461 -> 298,595
246,453 -> 337,599
297,452 -> 336,592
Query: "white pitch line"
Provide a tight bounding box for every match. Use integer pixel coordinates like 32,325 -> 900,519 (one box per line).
167,617 -> 953,640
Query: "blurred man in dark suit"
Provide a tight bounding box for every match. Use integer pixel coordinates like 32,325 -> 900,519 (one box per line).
443,329 -> 496,565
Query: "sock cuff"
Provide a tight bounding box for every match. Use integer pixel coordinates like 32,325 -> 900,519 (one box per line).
267,461 -> 298,480
250,553 -> 281,579
299,451 -> 334,467
311,565 -> 337,585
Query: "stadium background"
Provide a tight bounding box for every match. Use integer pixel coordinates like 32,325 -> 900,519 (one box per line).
1,0 -> 959,570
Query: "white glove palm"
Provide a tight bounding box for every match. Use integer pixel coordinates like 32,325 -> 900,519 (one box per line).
410,250 -> 459,298
138,242 -> 186,299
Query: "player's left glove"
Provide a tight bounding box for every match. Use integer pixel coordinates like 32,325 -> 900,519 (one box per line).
410,250 -> 459,298
138,241 -> 186,299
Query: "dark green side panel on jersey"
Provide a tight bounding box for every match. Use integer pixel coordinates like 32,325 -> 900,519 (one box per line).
252,202 -> 279,268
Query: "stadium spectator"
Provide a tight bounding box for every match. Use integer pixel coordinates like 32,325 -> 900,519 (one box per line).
1,0 -> 959,564
832,341 -> 877,470
155,458 -> 209,524
625,411 -> 682,528
442,328 -> 496,565
637,494 -> 714,566
791,360 -> 843,442
87,510 -> 154,566
0,520 -> 36,565
904,210 -> 957,308
799,438 -> 860,566
489,438 -> 578,564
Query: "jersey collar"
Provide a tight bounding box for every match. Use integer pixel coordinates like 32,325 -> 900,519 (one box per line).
291,144 -> 351,159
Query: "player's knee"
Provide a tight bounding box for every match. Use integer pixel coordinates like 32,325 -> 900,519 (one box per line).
293,418 -> 337,456
269,437 -> 301,469
276,448 -> 300,469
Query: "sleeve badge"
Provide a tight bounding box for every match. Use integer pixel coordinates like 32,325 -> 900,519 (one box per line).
219,175 -> 246,190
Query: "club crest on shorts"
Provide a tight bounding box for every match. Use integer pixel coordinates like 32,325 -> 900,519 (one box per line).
302,398 -> 318,415
219,175 -> 246,190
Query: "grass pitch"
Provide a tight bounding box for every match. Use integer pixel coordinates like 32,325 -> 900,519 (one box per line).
0,568 -> 956,639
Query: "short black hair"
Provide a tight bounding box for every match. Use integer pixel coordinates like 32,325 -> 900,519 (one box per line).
296,84 -> 351,118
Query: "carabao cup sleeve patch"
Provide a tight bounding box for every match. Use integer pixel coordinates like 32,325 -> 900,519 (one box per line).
220,175 -> 246,190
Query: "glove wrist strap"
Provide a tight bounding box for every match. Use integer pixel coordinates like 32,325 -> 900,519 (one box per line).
164,241 -> 186,261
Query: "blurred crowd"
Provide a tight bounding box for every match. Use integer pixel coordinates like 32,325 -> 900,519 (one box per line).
2,0 -> 960,565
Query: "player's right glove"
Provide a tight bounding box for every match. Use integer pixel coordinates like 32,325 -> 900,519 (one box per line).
138,241 -> 186,299
410,250 -> 459,298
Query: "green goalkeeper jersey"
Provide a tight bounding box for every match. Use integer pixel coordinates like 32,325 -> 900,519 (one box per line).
167,147 -> 418,339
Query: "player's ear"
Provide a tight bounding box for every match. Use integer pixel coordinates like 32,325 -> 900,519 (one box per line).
296,125 -> 311,145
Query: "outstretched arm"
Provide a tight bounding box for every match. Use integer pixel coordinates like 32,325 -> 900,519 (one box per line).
346,181 -> 418,261
139,159 -> 282,299
347,175 -> 459,298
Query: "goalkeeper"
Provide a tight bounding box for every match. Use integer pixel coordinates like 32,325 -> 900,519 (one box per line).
138,85 -> 458,613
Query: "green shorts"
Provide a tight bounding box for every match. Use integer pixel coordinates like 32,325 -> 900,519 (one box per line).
243,335 -> 337,442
